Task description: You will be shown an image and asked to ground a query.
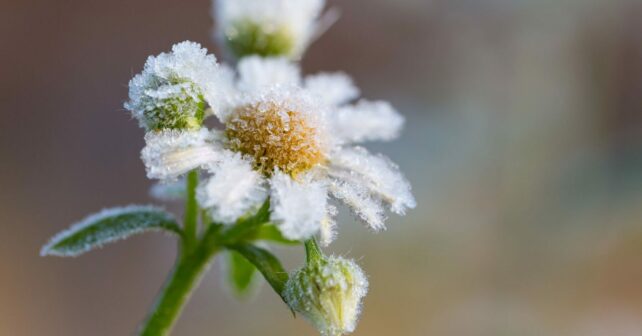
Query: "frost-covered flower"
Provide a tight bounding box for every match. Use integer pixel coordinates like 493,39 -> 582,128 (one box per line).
192,56 -> 415,244
125,41 -> 230,131
284,252 -> 368,336
213,0 -> 327,59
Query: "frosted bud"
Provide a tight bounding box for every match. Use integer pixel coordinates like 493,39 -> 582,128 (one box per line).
125,41 -> 220,131
214,0 -> 326,59
283,240 -> 368,336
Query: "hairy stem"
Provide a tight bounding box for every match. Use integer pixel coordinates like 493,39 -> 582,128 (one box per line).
182,170 -> 199,252
138,225 -> 221,336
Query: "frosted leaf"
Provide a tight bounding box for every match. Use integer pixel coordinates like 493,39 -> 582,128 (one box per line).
329,147 -> 416,215
197,152 -> 267,224
125,41 -> 227,130
214,0 -> 326,58
269,171 -> 327,240
284,255 -> 369,336
237,56 -> 301,94
141,128 -> 222,181
223,250 -> 261,298
331,100 -> 405,143
40,205 -> 180,257
329,179 -> 386,231
149,179 -> 186,201
304,72 -> 360,107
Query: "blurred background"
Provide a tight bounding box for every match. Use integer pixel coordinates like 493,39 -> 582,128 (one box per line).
2,0 -> 642,335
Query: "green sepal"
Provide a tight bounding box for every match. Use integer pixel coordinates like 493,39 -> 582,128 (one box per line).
41,205 -> 181,257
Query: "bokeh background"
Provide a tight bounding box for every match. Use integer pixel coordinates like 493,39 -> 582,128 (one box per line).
2,0 -> 642,335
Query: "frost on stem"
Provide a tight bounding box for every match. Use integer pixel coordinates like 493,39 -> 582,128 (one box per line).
41,205 -> 180,257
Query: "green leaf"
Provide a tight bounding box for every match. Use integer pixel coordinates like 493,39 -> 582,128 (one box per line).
229,244 -> 290,305
41,205 -> 181,257
226,250 -> 259,298
253,224 -> 300,246
221,200 -> 271,244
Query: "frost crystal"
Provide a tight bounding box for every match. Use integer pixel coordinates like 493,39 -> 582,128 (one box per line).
214,0 -> 326,58
197,152 -> 267,224
284,255 -> 369,336
125,41 -> 226,131
141,128 -> 221,181
332,100 -> 405,143
237,56 -> 301,93
269,171 -> 328,240
304,72 -> 360,107
330,147 -> 416,215
41,205 -> 179,257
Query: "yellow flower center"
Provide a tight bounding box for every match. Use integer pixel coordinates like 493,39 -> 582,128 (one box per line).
225,102 -> 325,177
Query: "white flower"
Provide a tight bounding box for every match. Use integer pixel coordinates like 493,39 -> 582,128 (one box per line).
134,52 -> 415,242
193,56 -> 414,243
125,41 -> 230,131
213,0 -> 326,59
284,254 -> 369,336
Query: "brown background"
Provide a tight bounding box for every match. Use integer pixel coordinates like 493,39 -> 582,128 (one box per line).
1,0 -> 642,335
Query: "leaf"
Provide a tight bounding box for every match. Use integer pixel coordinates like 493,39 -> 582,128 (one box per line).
226,250 -> 259,298
229,244 -> 290,305
253,224 -> 300,246
41,205 -> 181,257
221,200 -> 271,244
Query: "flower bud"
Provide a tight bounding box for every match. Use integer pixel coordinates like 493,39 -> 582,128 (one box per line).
284,241 -> 368,336
214,0 -> 326,59
125,41 -> 220,131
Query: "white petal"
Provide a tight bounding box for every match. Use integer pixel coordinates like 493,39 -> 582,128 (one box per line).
269,171 -> 327,240
141,128 -> 221,180
304,72 -> 359,106
332,100 -> 404,143
329,147 -> 416,215
329,179 -> 386,231
319,204 -> 338,246
197,152 -> 267,224
237,56 -> 301,93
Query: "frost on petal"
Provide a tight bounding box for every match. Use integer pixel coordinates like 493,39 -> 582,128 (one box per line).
197,152 -> 267,224
237,56 -> 301,93
125,41 -> 226,131
329,147 -> 416,216
318,205 -> 338,246
331,100 -> 405,143
304,72 -> 359,107
329,179 -> 386,231
269,171 -> 327,240
141,128 -> 222,180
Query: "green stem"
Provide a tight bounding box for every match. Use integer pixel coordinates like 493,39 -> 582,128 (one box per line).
139,226 -> 221,336
304,238 -> 323,264
183,170 -> 199,252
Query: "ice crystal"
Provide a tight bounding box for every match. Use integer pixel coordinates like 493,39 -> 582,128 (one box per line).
284,255 -> 369,336
41,206 -> 179,257
197,152 -> 267,224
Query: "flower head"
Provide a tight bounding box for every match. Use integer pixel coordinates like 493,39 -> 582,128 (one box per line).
214,0 -> 326,59
125,41 -> 228,131
284,241 -> 368,336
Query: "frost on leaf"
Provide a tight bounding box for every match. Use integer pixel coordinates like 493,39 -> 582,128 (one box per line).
41,205 -> 181,257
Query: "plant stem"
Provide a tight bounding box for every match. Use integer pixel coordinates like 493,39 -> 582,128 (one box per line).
139,228 -> 220,336
183,170 -> 199,252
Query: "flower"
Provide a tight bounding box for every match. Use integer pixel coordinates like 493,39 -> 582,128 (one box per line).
283,242 -> 368,336
213,0 -> 327,59
191,56 -> 416,244
124,41 -> 230,131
